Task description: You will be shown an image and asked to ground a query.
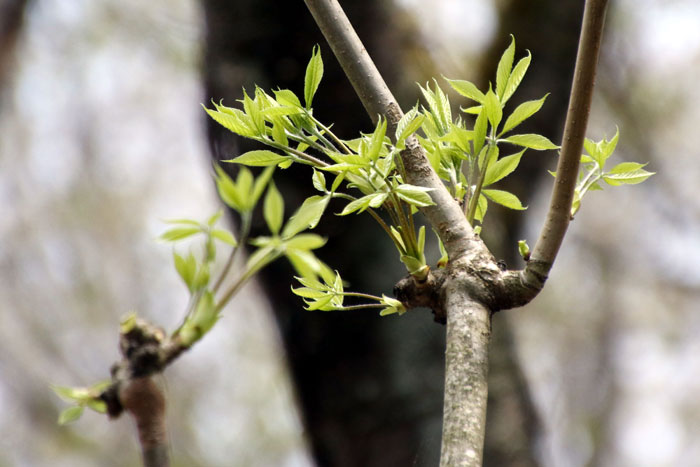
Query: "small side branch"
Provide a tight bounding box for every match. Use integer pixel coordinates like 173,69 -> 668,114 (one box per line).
527,0 -> 609,279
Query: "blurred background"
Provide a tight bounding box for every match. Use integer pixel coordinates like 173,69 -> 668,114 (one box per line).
0,0 -> 698,466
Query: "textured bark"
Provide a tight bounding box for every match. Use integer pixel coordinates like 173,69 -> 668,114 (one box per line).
440,278 -> 492,467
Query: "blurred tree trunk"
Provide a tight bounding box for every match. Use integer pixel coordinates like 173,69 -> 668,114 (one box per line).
0,0 -> 28,101
200,1 -> 445,465
200,1 -> 585,465
479,1 -> 585,466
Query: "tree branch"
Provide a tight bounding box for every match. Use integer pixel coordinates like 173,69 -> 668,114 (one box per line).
100,317 -> 189,467
119,377 -> 169,467
303,0 -> 481,262
439,274 -> 492,467
524,0 -> 609,285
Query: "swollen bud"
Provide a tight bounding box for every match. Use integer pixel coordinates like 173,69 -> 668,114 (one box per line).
518,240 -> 531,261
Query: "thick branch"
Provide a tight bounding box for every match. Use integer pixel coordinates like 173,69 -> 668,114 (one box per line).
303,0 -> 481,261
439,273 -> 492,467
525,0 -> 609,284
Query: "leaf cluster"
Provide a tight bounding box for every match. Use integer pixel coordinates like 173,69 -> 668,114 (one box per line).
51,381 -> 110,425
429,36 -> 559,232
550,128 -> 654,216
200,40 -> 558,316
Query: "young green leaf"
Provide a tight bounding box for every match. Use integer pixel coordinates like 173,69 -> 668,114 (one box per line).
192,263 -> 210,291
400,254 -> 429,280
163,218 -> 200,226
160,227 -> 201,242
446,78 -> 485,104
419,82 -> 451,135
441,124 -> 473,154
483,87 -> 503,130
285,248 -> 322,282
51,381 -> 109,420
395,184 -> 435,207
274,89 -> 302,108
206,211 -> 223,227
502,52 -> 531,104
282,195 -> 330,237
271,121 -> 288,146
284,233 -> 327,251
58,406 -> 84,425
366,118 -> 388,162
500,94 -> 549,135
225,150 -> 290,167
173,251 -> 197,291
474,193 -> 488,223
339,193 -> 381,216
600,127 -> 620,160
496,36 -> 516,99
250,165 -> 276,208
584,128 -> 620,168
484,149 -> 525,186
242,90 -> 264,134
211,229 -> 237,246
312,169 -> 326,192
262,106 -> 303,119
473,107 -> 488,157
304,45 -> 324,109
483,188 -> 526,210
214,165 -> 244,212
395,106 -> 425,147
235,167 -> 253,205
379,295 -> 407,316
203,106 -> 255,138
179,291 -> 217,346
264,182 -> 284,234
503,134 -> 558,150
603,162 -> 654,186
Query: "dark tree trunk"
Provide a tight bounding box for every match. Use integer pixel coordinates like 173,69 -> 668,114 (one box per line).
0,0 -> 29,102
200,1 -> 584,465
200,1 -> 444,465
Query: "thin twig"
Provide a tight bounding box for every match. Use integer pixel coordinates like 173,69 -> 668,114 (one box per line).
527,0 -> 609,275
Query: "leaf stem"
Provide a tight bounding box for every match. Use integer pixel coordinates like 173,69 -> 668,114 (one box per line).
312,116 -> 353,155
341,291 -> 383,301
265,140 -> 329,167
335,303 -> 385,311
466,143 -> 493,225
213,212 -> 251,293
215,251 -> 281,312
